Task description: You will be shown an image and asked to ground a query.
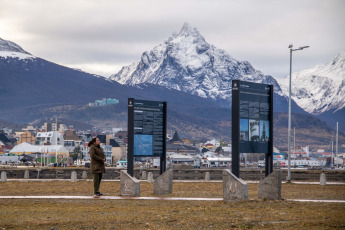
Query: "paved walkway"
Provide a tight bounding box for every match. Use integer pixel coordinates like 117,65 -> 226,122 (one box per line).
0,195 -> 344,203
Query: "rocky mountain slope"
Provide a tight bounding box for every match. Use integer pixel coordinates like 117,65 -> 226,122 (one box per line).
277,51 -> 345,115
110,23 -> 286,106
276,51 -> 345,131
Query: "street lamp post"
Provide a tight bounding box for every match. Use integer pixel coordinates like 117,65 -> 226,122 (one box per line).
287,44 -> 309,182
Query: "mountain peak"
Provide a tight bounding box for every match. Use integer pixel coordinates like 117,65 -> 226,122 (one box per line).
110,23 -> 281,105
0,38 -> 34,60
0,38 -> 31,54
179,23 -> 200,37
330,51 -> 345,66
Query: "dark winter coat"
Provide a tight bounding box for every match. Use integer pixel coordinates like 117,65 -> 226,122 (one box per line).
89,144 -> 105,174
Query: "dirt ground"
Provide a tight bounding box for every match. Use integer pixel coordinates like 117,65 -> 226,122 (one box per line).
0,181 -> 344,229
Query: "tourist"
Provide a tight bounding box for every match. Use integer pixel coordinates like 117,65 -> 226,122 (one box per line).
88,137 -> 106,197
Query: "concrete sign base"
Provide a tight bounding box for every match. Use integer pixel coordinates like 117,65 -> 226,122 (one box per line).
258,171 -> 282,200
223,169 -> 248,202
120,170 -> 140,196
154,169 -> 173,195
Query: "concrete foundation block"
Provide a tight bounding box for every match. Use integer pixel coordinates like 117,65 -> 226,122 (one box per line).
24,170 -> 30,179
258,171 -> 282,200
223,169 -> 248,202
120,170 -> 140,196
82,171 -> 87,179
1,171 -> 7,182
147,172 -> 154,183
71,171 -> 78,182
205,172 -> 210,181
141,171 -> 147,180
154,169 -> 173,195
320,173 -> 327,186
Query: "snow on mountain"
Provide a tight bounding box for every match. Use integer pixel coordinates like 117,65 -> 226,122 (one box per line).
0,38 -> 35,60
276,51 -> 345,115
110,23 -> 283,104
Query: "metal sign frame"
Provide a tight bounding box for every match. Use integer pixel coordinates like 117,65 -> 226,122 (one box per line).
128,98 -> 167,176
232,80 -> 273,178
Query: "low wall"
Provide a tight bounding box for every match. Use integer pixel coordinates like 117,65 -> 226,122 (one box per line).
1,167 -> 345,182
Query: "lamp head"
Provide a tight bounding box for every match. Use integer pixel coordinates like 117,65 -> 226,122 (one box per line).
288,44 -> 293,48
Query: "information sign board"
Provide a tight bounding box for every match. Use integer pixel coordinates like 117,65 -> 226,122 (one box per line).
128,98 -> 167,176
232,80 -> 273,177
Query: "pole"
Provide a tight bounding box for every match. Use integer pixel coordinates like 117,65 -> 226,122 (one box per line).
336,122 -> 339,167
287,48 -> 292,181
245,153 -> 247,168
331,140 -> 334,167
293,127 -> 295,167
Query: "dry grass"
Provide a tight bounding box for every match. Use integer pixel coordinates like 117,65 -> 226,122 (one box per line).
0,181 -> 345,229
1,181 -> 345,200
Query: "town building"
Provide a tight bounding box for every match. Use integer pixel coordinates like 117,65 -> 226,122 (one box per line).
16,130 -> 36,145
35,132 -> 64,145
0,130 -> 16,152
166,131 -> 198,155
41,121 -> 67,133
114,131 -> 128,144
63,130 -> 82,153
89,98 -> 119,107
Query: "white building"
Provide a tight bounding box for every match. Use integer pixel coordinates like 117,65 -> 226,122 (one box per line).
167,153 -> 194,164
10,142 -> 69,156
35,132 -> 64,145
204,139 -> 220,147
203,157 -> 232,167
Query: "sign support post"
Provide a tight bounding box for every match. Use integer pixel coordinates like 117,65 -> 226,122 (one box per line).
128,98 -> 135,177
160,102 -> 167,175
232,81 -> 240,178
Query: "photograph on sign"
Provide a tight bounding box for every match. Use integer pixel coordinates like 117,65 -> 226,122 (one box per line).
240,119 -> 249,141
260,120 -> 269,142
249,119 -> 260,141
134,134 -> 153,156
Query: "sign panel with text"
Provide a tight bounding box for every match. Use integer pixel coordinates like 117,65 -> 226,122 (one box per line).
128,98 -> 167,176
232,80 -> 273,177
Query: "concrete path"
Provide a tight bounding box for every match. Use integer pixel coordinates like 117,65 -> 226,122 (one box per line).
0,196 -> 344,203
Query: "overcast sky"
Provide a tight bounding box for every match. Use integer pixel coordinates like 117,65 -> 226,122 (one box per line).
1,0 -> 344,78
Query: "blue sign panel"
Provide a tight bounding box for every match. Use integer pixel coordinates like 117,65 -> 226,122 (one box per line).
134,134 -> 153,156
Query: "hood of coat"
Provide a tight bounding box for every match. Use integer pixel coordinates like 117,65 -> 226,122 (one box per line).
90,143 -> 101,148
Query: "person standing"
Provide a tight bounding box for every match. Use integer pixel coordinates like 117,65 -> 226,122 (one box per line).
88,137 -> 106,196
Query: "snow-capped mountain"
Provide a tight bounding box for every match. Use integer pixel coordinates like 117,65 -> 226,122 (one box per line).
276,51 -> 345,115
0,38 -> 35,60
110,23 -> 284,105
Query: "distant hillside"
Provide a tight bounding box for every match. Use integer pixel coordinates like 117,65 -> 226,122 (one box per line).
39,103 -> 344,151
0,119 -> 24,131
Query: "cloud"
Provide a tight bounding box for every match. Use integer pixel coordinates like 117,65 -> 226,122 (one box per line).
1,0 -> 344,77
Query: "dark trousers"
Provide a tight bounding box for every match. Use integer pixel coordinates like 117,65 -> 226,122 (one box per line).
93,173 -> 103,193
